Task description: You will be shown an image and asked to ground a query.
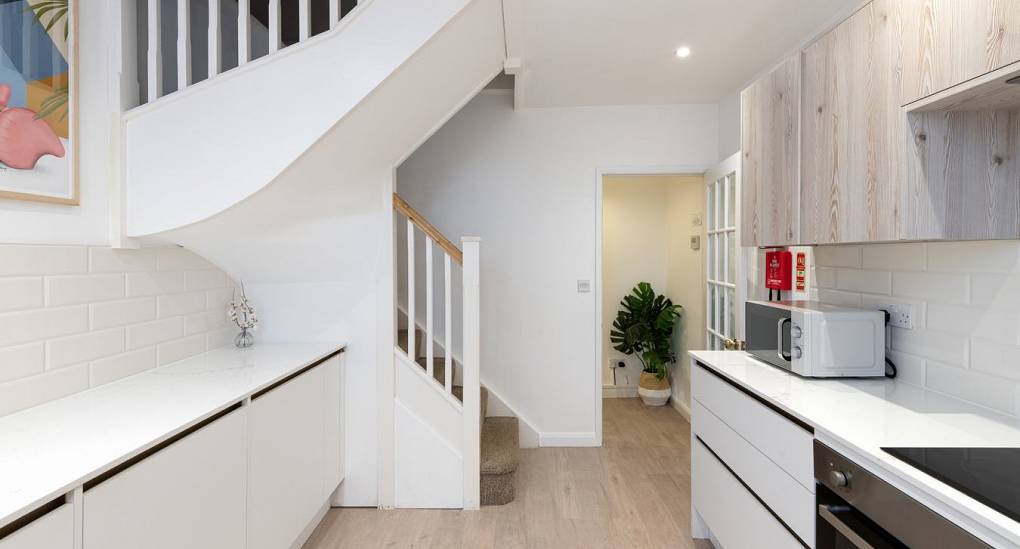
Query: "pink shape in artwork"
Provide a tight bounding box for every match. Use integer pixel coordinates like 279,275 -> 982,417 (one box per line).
0,83 -> 66,170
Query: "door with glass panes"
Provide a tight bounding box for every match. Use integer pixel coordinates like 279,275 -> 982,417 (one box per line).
704,153 -> 745,350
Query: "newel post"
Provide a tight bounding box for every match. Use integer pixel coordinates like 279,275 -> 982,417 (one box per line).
461,237 -> 481,510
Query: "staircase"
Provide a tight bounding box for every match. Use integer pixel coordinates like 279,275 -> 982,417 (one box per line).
397,325 -> 520,505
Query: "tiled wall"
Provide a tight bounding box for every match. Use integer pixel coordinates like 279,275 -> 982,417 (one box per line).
0,245 -> 238,417
813,241 -> 1020,417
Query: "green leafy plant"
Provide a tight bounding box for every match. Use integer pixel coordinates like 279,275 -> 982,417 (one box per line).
610,282 -> 682,380
27,0 -> 70,41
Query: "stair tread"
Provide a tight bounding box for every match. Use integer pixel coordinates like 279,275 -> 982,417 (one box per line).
480,417 -> 519,476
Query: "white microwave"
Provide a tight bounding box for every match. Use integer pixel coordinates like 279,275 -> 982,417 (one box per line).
745,301 -> 886,378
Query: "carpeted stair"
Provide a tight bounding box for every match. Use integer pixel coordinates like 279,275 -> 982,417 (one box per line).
399,327 -> 520,505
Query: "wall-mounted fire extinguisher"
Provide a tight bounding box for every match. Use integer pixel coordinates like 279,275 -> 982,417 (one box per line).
765,249 -> 792,301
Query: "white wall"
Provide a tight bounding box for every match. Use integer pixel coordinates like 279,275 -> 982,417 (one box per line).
0,244 -> 238,417
812,241 -> 1020,418
716,93 -> 740,162
601,175 -> 705,402
397,91 -> 718,443
665,176 -> 706,409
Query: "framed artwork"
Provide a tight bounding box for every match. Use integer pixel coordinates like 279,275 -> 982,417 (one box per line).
0,0 -> 78,205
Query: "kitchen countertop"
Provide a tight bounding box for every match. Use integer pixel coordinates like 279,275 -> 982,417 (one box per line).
690,350 -> 1020,548
0,342 -> 345,530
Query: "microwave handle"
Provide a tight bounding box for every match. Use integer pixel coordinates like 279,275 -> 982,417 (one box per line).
818,505 -> 875,549
777,318 -> 792,361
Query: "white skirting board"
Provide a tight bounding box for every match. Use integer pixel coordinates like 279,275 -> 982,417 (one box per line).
670,394 -> 691,421
482,383 -> 541,448
602,385 -> 638,398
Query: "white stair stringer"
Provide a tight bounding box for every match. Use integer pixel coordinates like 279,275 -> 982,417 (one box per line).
394,351 -> 464,508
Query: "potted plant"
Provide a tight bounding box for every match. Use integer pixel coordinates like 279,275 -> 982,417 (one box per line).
610,282 -> 683,406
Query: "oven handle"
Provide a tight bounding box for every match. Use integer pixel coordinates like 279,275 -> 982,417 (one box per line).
818,505 -> 875,549
776,317 -> 792,361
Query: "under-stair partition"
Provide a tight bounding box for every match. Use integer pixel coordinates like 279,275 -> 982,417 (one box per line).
393,194 -> 480,509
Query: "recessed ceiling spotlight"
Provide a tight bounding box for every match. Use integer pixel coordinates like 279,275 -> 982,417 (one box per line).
675,46 -> 691,59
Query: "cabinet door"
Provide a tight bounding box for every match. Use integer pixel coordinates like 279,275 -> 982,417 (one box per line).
83,409 -> 247,549
247,365 -> 328,549
741,55 -> 800,247
0,504 -> 73,549
800,0 -> 901,244
900,0 -> 1020,105
323,354 -> 344,495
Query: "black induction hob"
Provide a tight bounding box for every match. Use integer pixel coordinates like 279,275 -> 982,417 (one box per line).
883,447 -> 1020,524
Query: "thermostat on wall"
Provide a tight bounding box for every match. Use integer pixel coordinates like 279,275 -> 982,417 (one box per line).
690,235 -> 700,250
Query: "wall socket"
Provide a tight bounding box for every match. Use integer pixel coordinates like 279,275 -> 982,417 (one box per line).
878,303 -> 914,329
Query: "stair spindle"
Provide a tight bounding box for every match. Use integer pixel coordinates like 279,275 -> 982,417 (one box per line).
425,238 -> 434,379
268,0 -> 281,53
330,0 -> 341,29
407,219 -> 415,361
208,0 -> 221,78
299,0 -> 311,41
146,0 -> 161,101
237,0 -> 250,65
177,0 -> 191,91
444,254 -> 452,392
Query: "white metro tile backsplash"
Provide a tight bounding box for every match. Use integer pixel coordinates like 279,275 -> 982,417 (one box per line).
812,241 -> 1020,417
0,245 -> 237,417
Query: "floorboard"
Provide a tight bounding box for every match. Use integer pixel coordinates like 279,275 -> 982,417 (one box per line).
303,398 -> 713,549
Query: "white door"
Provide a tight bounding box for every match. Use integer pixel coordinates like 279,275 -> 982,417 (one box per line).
704,152 -> 745,350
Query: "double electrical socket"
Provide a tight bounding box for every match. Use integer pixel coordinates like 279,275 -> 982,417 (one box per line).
877,303 -> 914,329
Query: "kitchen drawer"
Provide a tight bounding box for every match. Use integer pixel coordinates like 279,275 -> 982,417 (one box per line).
0,503 -> 73,549
693,400 -> 814,544
692,362 -> 813,489
693,439 -> 804,549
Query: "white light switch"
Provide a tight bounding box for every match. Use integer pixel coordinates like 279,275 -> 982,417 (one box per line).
577,280 -> 591,293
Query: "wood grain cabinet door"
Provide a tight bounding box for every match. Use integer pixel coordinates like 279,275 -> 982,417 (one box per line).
900,0 -> 1020,105
741,55 -> 800,247
800,0 -> 902,244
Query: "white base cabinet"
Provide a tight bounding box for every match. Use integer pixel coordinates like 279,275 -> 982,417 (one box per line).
83,409 -> 247,549
0,504 -> 73,549
248,356 -> 342,549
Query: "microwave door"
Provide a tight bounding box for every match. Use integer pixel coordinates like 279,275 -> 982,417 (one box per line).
746,302 -> 792,371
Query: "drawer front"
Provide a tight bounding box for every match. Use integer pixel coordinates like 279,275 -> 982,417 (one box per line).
693,439 -> 804,549
0,504 -> 73,549
693,362 -> 813,489
693,400 -> 814,544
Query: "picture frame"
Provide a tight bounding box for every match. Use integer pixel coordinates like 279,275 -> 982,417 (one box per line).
0,0 -> 79,205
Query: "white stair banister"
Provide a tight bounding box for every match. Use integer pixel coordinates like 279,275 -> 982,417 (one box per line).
444,254 -> 452,392
208,0 -> 221,77
177,0 -> 191,91
299,0 -> 312,41
461,237 -> 481,510
425,237 -> 434,378
146,0 -> 161,101
330,0 -> 341,29
237,0 -> 250,65
268,0 -> 281,53
406,219 -> 415,361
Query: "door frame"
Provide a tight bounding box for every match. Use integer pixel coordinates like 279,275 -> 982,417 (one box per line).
594,164 -> 711,443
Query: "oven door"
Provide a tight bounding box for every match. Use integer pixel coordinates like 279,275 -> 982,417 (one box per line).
816,486 -> 906,549
745,301 -> 792,371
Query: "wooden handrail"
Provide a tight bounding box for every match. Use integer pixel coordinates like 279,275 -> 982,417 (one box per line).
393,193 -> 463,264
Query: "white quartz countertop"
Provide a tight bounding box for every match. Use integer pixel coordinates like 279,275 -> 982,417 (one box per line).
690,350 -> 1020,548
0,342 -> 345,529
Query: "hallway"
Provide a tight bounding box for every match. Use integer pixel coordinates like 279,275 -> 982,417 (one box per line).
304,398 -> 710,548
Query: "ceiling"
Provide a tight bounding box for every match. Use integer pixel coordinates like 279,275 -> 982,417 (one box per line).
507,0 -> 861,108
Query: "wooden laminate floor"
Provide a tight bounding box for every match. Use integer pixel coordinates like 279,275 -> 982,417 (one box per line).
304,398 -> 713,549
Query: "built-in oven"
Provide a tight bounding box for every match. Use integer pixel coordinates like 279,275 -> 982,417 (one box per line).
814,441 -> 990,549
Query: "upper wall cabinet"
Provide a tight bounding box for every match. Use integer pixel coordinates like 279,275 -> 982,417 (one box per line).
800,0 -> 902,244
899,0 -> 1020,106
741,55 -> 801,247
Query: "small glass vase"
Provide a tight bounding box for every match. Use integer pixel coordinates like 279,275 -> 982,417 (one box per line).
234,328 -> 255,348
